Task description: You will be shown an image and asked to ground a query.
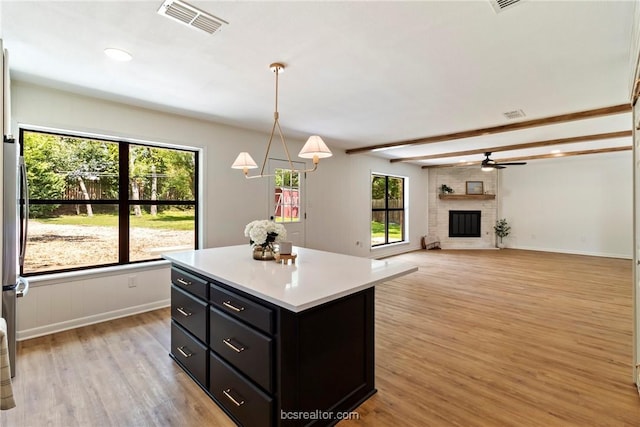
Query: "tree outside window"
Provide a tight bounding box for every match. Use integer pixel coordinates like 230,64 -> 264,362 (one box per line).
21,129 -> 198,275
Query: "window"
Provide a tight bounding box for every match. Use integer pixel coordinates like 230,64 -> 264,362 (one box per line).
273,167 -> 300,223
371,174 -> 405,247
21,129 -> 198,275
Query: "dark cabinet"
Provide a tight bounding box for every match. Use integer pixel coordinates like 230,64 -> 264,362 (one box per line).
209,307 -> 273,393
209,351 -> 273,427
169,264 -> 375,427
170,266 -> 209,389
171,320 -> 207,386
171,285 -> 207,342
171,267 -> 208,300
170,266 -> 277,426
210,283 -> 274,334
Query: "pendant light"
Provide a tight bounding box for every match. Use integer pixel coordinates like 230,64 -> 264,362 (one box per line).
231,63 -> 332,178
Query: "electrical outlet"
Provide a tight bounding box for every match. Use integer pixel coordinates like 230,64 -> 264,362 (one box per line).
128,275 -> 137,288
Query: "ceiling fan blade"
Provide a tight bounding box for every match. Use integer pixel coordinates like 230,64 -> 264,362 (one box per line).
480,152 -> 526,169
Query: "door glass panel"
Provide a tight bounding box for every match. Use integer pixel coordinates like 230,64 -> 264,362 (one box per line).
273,168 -> 300,223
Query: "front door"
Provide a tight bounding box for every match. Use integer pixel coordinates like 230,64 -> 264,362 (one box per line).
268,159 -> 305,247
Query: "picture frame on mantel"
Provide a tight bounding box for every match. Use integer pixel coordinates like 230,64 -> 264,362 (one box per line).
466,181 -> 484,195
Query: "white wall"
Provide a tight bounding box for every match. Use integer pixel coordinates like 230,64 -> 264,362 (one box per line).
306,151 -> 428,259
16,263 -> 170,338
499,151 -> 633,259
12,81 -> 428,339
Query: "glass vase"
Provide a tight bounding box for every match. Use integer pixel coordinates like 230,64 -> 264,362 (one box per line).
252,245 -> 275,261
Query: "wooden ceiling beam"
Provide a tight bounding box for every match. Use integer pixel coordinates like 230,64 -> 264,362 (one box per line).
345,103 -> 631,155
389,130 -> 631,163
422,146 -> 632,169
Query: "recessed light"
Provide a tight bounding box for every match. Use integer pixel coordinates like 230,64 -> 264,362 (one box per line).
104,48 -> 132,62
459,159 -> 466,162
550,149 -> 561,154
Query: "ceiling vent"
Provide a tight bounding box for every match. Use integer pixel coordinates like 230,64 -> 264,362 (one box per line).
157,0 -> 228,35
489,0 -> 525,13
503,109 -> 526,120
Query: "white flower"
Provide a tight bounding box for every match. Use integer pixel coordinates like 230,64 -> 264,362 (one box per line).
244,219 -> 287,247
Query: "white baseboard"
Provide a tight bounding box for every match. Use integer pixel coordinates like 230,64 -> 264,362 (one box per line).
510,245 -> 632,260
16,299 -> 170,341
440,247 -> 500,250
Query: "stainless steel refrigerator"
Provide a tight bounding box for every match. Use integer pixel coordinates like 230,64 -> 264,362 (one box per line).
2,137 -> 29,377
1,41 -> 29,377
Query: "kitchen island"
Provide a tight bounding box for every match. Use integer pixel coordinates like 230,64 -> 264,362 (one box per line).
164,245 -> 417,427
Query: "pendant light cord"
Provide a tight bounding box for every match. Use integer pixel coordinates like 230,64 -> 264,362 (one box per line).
259,65 -> 296,176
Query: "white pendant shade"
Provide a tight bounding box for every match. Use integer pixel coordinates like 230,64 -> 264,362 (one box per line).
298,135 -> 333,159
231,152 -> 258,169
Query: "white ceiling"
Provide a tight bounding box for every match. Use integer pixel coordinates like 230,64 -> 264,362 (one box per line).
0,0 -> 636,167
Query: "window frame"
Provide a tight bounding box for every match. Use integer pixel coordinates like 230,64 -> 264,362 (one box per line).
273,167 -> 301,223
19,127 -> 200,276
371,173 -> 406,248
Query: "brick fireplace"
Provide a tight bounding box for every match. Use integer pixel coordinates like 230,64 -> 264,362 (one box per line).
428,167 -> 498,249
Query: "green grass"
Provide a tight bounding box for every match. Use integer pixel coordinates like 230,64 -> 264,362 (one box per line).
371,221 -> 402,239
34,209 -> 195,231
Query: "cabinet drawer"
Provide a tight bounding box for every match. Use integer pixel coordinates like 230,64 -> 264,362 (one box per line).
171,267 -> 208,300
210,283 -> 274,334
171,285 -> 207,342
210,307 -> 273,393
209,352 -> 273,427
171,320 -> 207,387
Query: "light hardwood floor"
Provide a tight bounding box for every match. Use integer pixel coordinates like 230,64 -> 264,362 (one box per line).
2,249 -> 639,426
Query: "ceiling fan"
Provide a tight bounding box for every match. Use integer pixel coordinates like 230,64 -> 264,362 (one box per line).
481,152 -> 527,171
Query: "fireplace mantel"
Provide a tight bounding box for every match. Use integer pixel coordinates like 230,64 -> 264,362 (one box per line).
439,194 -> 496,200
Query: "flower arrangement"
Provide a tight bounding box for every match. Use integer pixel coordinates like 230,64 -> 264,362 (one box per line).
440,184 -> 454,194
244,219 -> 287,250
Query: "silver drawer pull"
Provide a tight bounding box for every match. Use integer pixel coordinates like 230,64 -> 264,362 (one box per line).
176,278 -> 192,286
222,338 -> 245,353
222,300 -> 245,312
222,388 -> 245,407
177,346 -> 193,358
176,307 -> 192,317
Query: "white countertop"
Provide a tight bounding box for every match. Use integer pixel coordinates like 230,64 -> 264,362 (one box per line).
163,245 -> 418,312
